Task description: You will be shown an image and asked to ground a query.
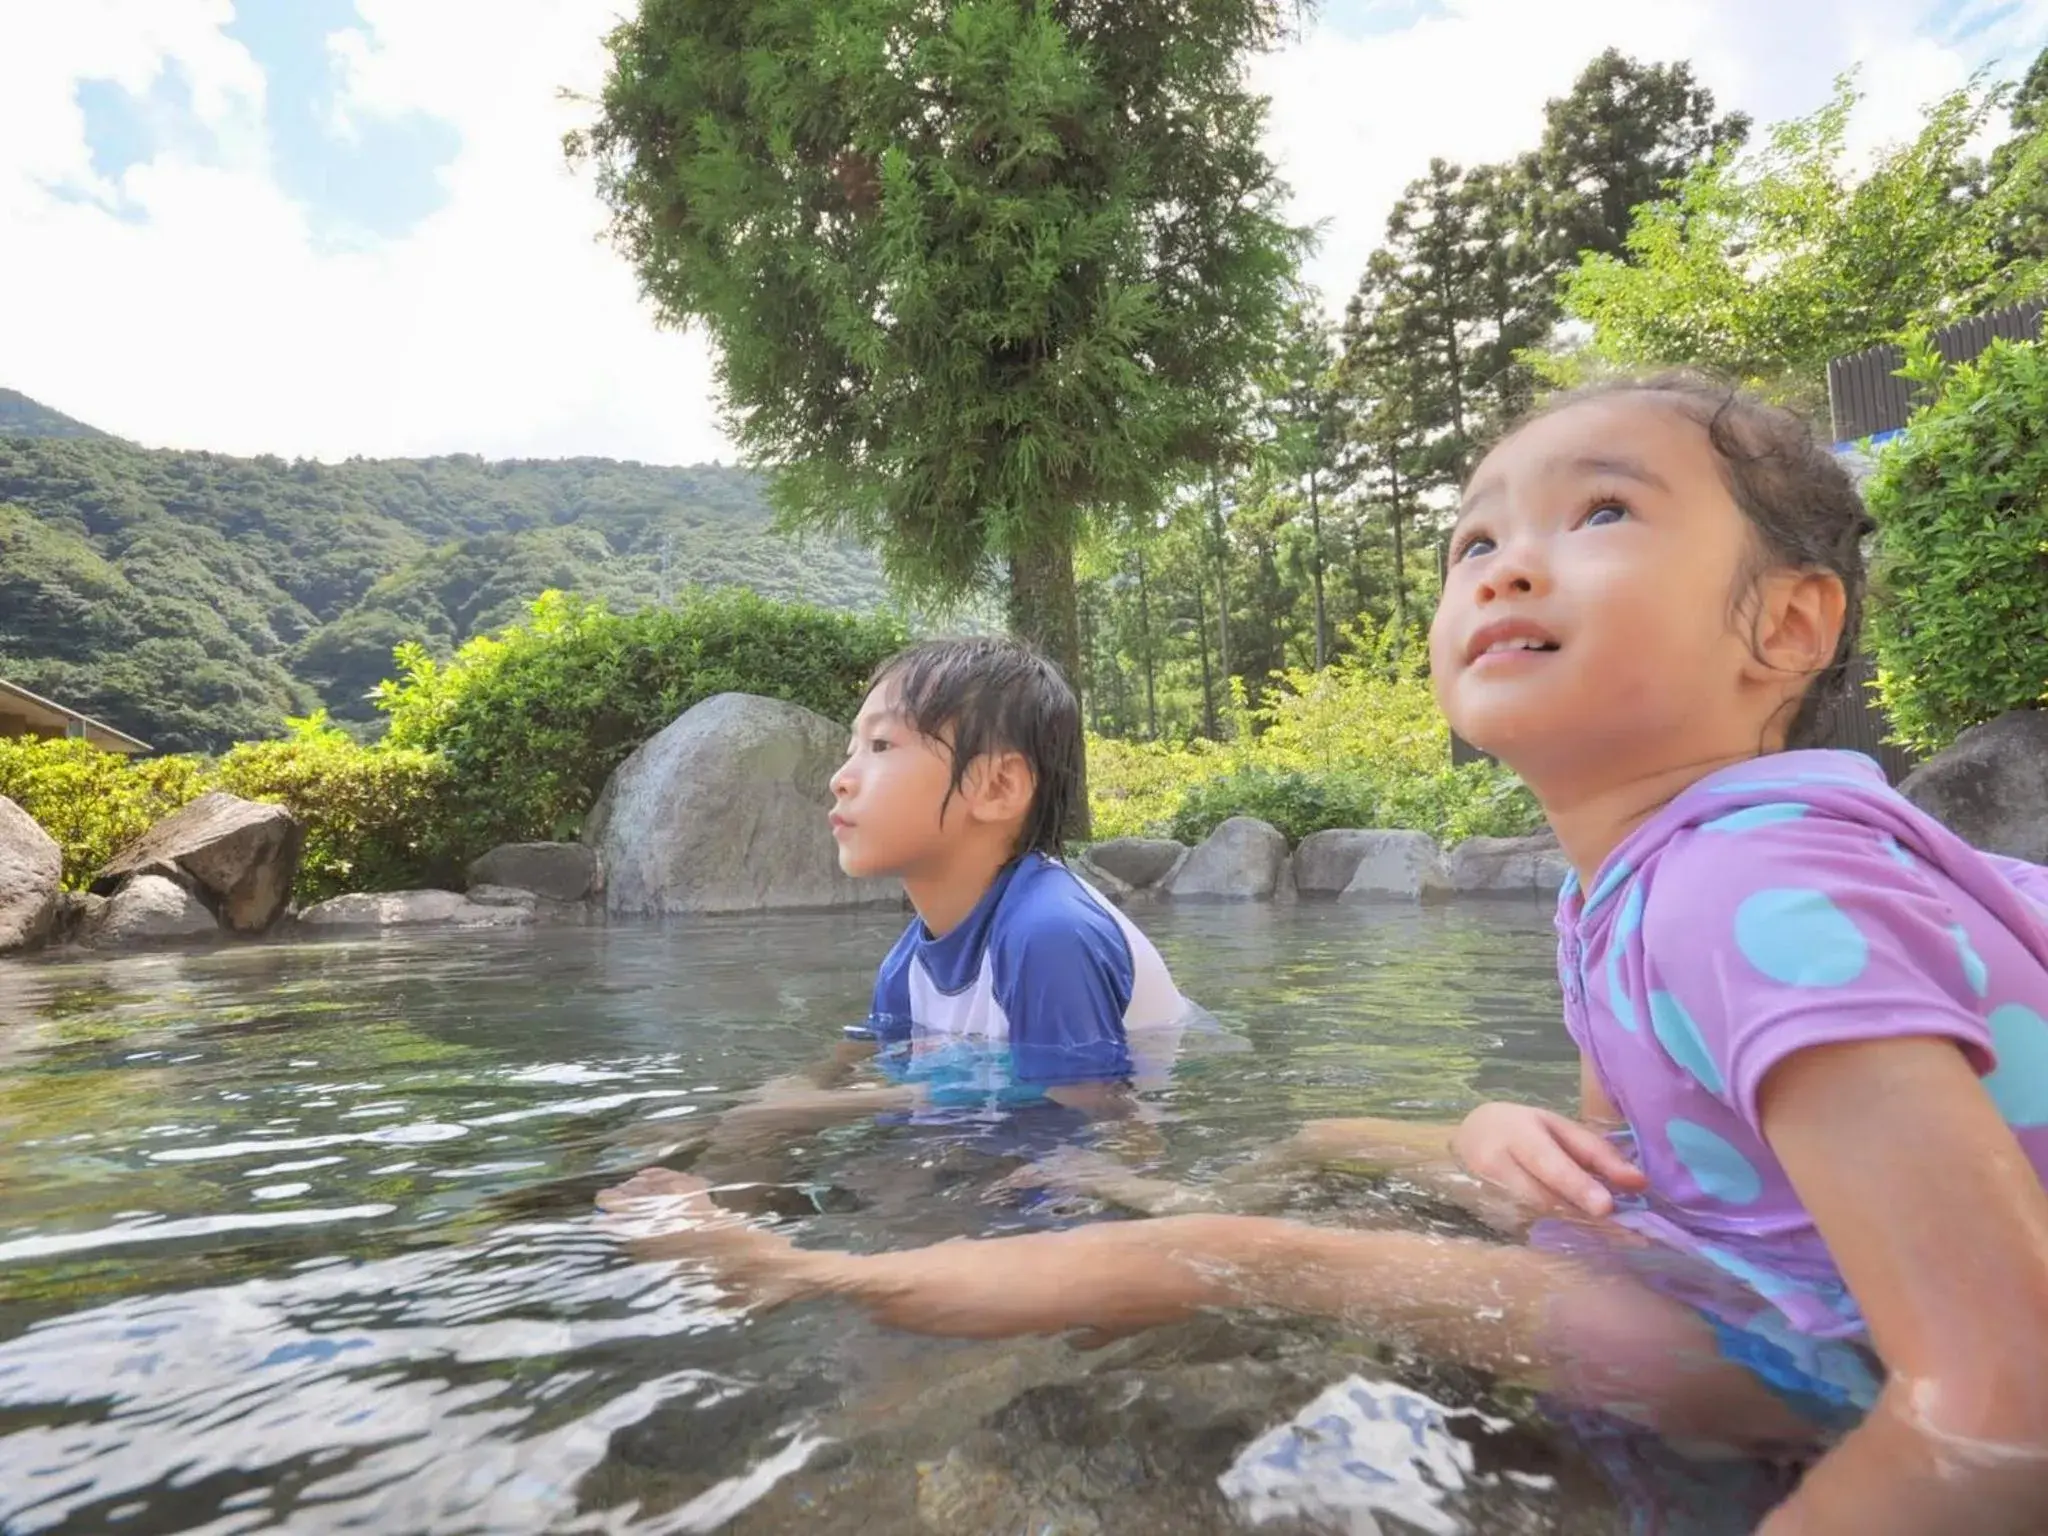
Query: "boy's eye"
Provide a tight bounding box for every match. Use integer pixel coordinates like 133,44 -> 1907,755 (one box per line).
869,736 -> 891,753
1584,501 -> 1630,528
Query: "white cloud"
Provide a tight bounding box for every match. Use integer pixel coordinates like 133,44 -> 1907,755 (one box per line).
1,1 -> 2043,465
1260,0 -> 2048,309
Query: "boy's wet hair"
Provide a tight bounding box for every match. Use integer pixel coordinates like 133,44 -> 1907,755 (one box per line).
868,636 -> 1082,857
1507,370 -> 1873,751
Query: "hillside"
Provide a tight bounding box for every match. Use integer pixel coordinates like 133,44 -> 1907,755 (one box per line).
0,388 -> 109,441
0,396 -> 888,752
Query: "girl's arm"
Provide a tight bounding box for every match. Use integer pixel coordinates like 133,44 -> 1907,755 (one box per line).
1579,1052 -> 1624,1129
1755,1035 -> 2048,1536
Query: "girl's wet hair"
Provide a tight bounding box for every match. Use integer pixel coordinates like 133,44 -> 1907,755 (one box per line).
869,636 -> 1081,857
1506,371 -> 1875,751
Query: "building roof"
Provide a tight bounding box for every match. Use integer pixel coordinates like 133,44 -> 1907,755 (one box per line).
0,677 -> 152,755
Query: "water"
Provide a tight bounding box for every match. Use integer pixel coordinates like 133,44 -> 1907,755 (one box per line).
0,903 -> 1749,1534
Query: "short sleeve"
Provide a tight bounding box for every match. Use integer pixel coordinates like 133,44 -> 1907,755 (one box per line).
1640,812 -> 1996,1134
988,905 -> 1136,1087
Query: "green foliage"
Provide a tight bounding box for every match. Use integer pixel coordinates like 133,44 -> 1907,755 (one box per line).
1564,73 -> 2048,408
0,428 -> 889,750
0,723 -> 455,901
376,589 -> 905,848
1085,631 -> 1541,847
0,737 -> 210,889
0,388 -> 106,440
1865,339 -> 2048,752
216,715 -> 459,904
579,0 -> 1309,683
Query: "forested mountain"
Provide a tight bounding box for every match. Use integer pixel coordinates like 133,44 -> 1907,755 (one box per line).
0,389 -> 108,441
0,401 -> 887,751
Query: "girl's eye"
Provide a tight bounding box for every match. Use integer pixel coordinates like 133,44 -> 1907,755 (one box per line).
1584,501 -> 1630,528
869,736 -> 891,753
1453,533 -> 1496,562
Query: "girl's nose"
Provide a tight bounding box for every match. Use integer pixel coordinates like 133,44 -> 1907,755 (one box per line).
830,757 -> 857,799
1473,534 -> 1548,602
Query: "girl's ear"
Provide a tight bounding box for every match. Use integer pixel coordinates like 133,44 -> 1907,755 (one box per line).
964,749 -> 1037,830
1749,567 -> 1847,694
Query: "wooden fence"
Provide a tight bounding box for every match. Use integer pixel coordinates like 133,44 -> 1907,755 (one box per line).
1827,298 -> 2046,443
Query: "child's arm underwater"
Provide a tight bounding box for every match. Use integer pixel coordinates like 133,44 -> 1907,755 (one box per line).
1751,1035 -> 2048,1536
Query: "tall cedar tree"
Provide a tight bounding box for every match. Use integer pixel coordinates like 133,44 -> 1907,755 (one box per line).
576,0 -> 1308,705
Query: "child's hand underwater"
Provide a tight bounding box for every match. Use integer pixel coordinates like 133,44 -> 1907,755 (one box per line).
1450,1102 -> 1648,1218
596,1167 -> 824,1309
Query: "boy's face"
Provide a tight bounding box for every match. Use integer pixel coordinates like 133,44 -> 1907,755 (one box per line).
828,681 -> 960,879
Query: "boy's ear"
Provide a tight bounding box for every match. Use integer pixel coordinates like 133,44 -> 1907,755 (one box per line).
965,749 -> 1037,830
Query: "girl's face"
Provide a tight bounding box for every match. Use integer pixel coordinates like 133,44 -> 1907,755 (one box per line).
1430,395 -> 1785,790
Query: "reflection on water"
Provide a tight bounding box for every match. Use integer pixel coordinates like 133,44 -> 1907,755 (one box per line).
0,903 -> 1738,1533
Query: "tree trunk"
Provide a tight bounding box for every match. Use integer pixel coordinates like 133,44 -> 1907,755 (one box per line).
1134,548 -> 1158,739
1308,470 -> 1327,670
1208,474 -> 1232,693
1007,530 -> 1090,839
1193,577 -> 1217,740
1388,458 -> 1408,637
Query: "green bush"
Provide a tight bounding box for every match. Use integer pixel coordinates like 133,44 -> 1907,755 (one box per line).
1866,338 -> 2048,752
0,723 -> 459,903
217,716 -> 459,904
0,737 -> 210,889
1089,630 -> 1544,849
375,589 -> 906,849
1162,762 -> 1541,848
1166,768 -> 1380,846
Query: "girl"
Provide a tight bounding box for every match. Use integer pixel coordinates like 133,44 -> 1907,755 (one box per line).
601,376 -> 2048,1534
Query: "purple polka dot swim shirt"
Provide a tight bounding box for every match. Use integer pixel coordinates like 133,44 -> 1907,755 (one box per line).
1555,749 -> 2048,1341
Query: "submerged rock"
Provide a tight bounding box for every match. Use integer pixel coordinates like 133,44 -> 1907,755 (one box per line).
1164,818 -> 1290,901
298,890 -> 533,929
1083,837 -> 1187,891
466,842 -> 602,904
94,791 -> 302,933
86,873 -> 219,945
583,692 -> 895,917
1445,831 -> 1571,896
0,796 -> 61,955
51,889 -> 106,945
1899,708 -> 2048,864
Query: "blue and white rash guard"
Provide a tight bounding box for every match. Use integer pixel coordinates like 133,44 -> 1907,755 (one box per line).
852,853 -> 1188,1104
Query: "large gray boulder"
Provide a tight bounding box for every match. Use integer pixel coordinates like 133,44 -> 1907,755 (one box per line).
86,873 -> 220,945
1445,831 -> 1571,895
298,890 -> 533,929
1340,831 -> 1452,902
466,842 -> 602,904
583,692 -> 895,916
0,796 -> 61,955
94,791 -> 302,933
1164,817 -> 1290,901
1899,709 -> 2048,864
1083,837 -> 1186,891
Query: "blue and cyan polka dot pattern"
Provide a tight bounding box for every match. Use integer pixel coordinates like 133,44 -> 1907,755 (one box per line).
1986,1004 -> 2048,1128
1560,748 -> 2048,1342
1666,1117 -> 1764,1205
1734,889 -> 1869,988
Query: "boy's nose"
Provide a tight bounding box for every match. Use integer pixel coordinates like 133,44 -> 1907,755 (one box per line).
829,759 -> 857,799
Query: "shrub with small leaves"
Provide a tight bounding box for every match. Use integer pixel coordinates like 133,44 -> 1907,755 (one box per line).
1866,338 -> 2048,752
217,714 -> 459,904
0,737 -> 210,889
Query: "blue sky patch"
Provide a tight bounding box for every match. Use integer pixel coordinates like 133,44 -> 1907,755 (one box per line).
1321,0 -> 1449,40
69,0 -> 458,248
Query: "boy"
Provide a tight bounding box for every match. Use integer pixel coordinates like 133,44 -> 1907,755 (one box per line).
691,636 -> 1187,1166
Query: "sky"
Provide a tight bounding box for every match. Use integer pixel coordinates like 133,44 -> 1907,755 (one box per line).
3,0 -> 2045,468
